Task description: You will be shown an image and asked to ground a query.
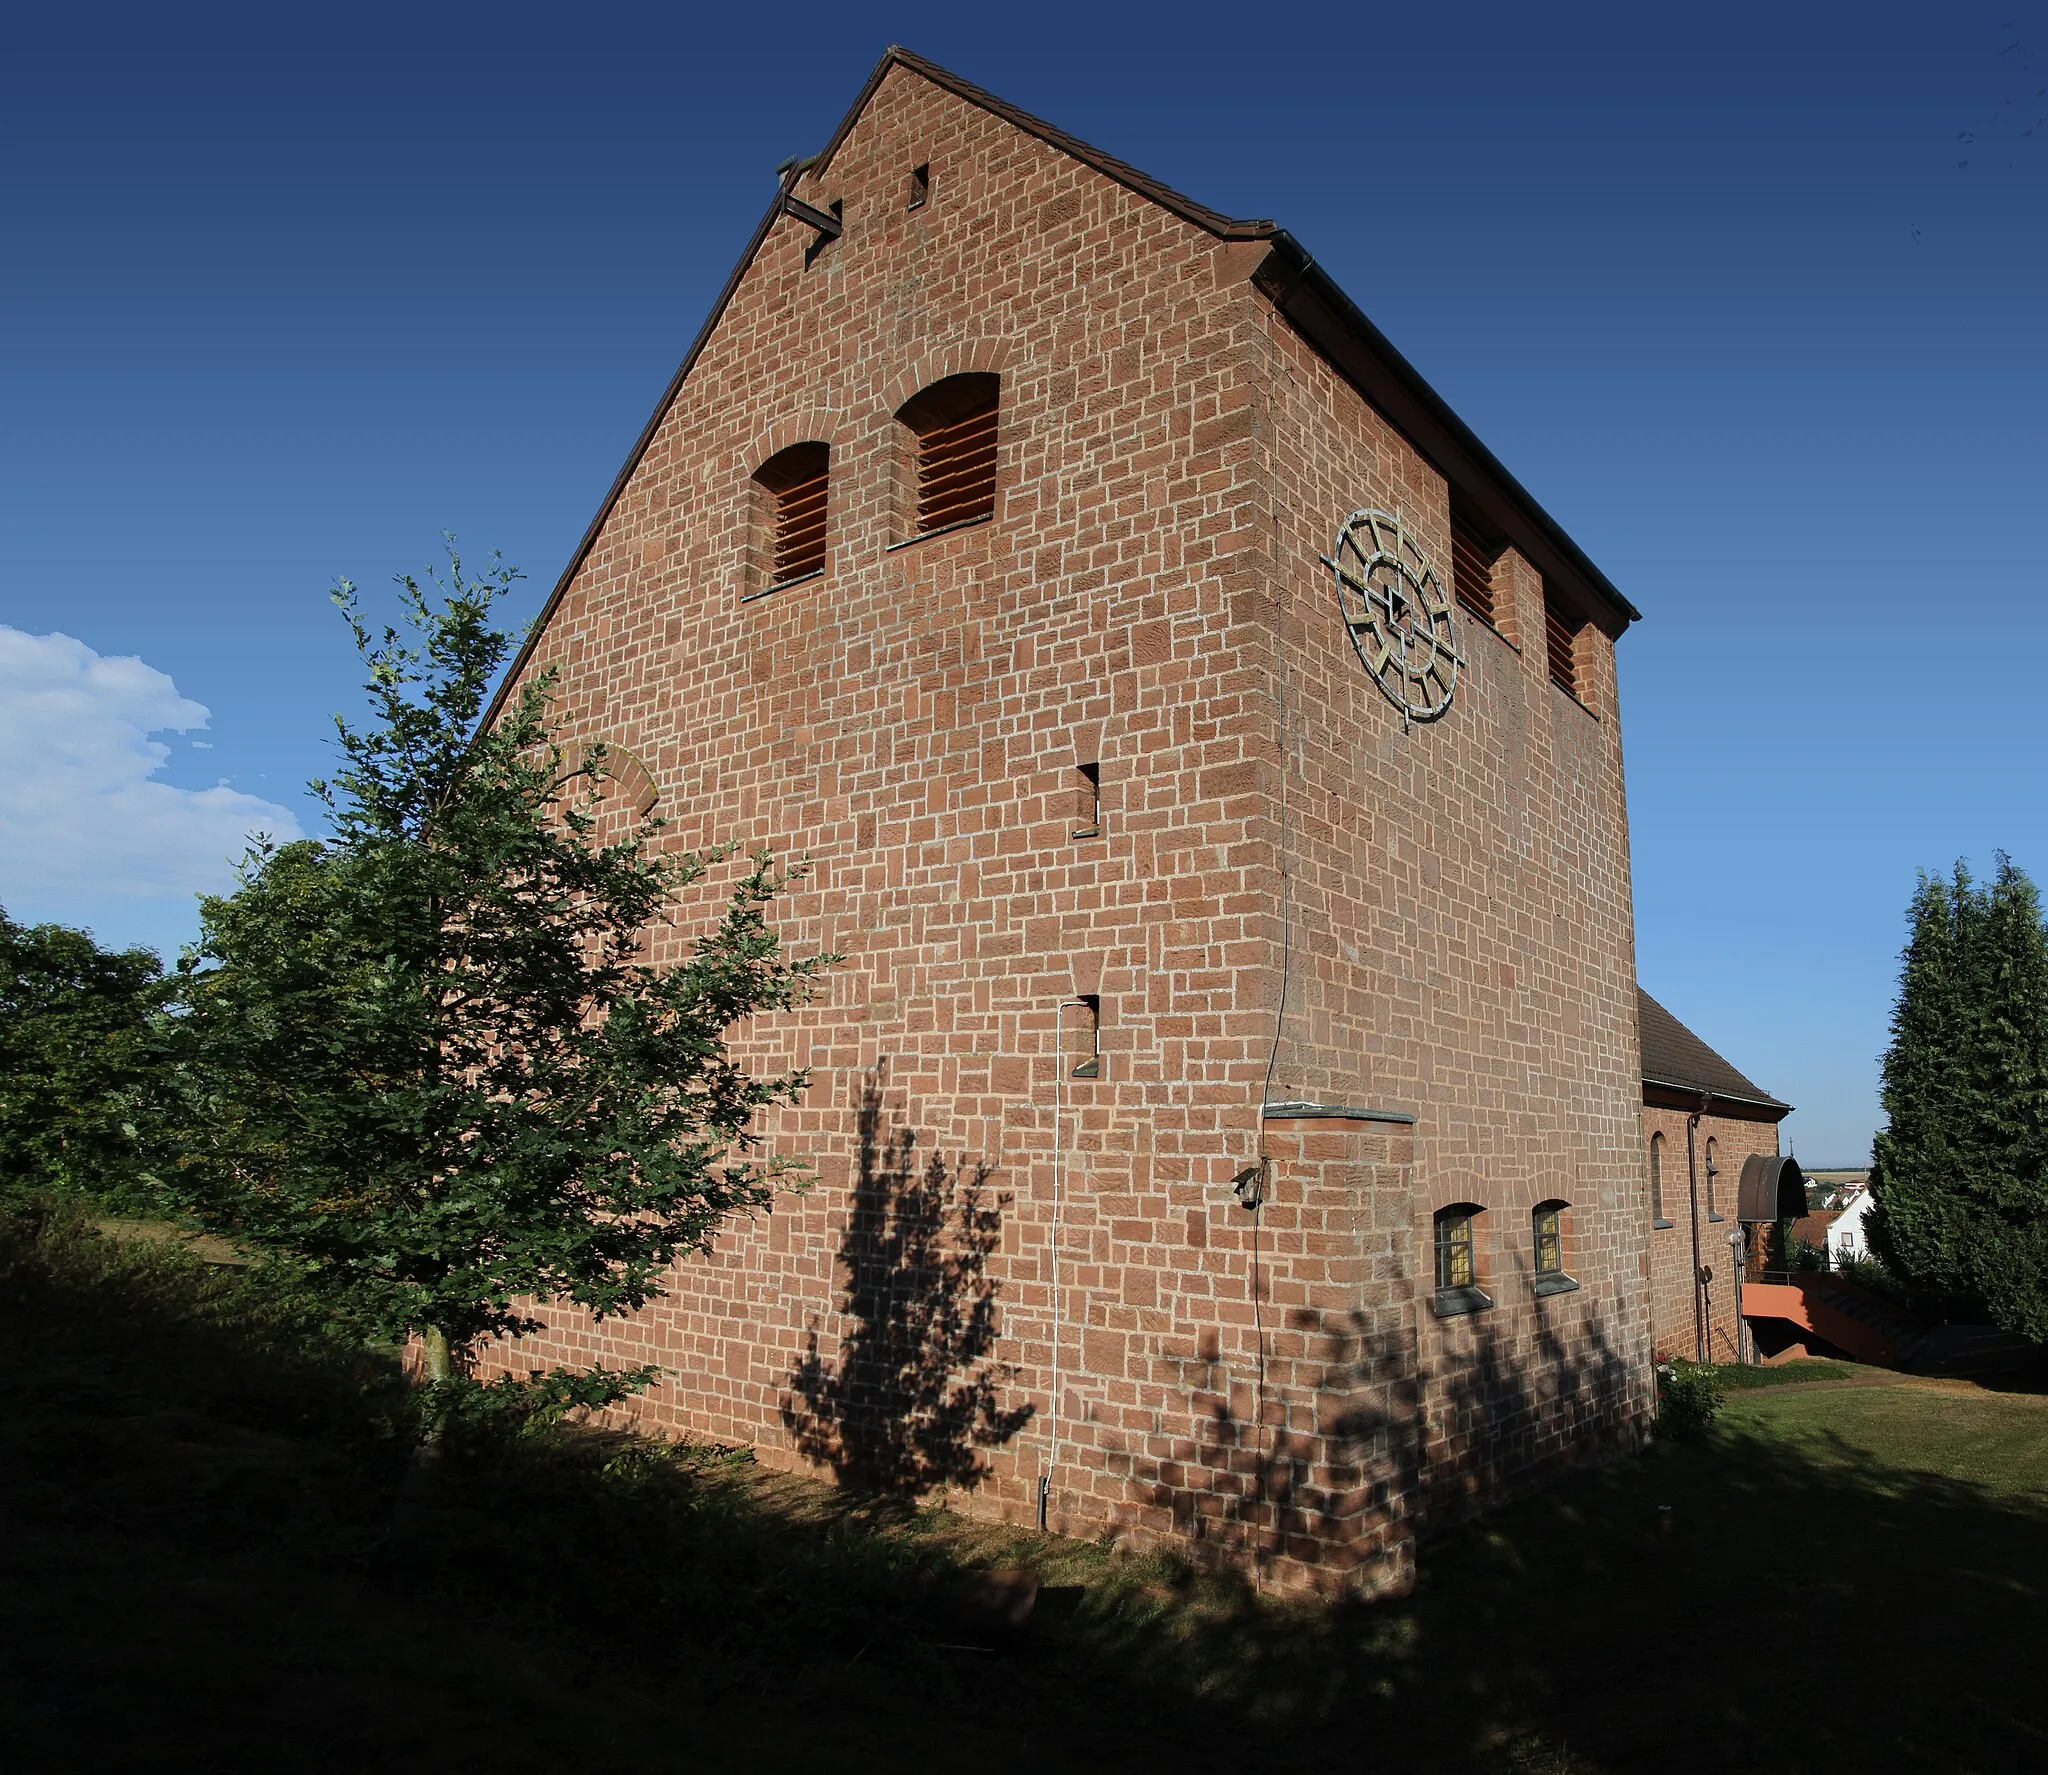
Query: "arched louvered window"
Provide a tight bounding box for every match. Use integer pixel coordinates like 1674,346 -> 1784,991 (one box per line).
1451,521 -> 1499,630
754,441 -> 830,588
1545,588 -> 1583,697
897,373 -> 998,537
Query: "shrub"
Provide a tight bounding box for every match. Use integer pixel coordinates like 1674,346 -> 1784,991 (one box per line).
1654,1361 -> 1724,1442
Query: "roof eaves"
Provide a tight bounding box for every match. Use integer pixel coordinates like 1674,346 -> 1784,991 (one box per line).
1251,233 -> 1640,634
1642,1075 -> 1794,1117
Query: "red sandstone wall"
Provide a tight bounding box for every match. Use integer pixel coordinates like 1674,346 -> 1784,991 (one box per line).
1640,1107 -> 1781,1363
1246,304 -> 1651,1531
477,62 -> 1651,1592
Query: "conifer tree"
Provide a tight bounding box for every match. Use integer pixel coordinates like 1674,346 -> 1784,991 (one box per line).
1870,855 -> 2048,1340
1967,858 -> 2048,1338
166,547 -> 830,1399
1869,867 -> 1977,1294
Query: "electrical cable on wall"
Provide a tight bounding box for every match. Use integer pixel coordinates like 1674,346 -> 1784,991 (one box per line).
1251,299 -> 1297,1559
1041,995 -> 1088,1531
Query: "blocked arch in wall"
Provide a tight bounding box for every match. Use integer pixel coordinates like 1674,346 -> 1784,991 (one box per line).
569,739 -> 660,818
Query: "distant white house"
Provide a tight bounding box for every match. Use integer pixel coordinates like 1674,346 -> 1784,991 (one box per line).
1830,1190 -> 1873,1262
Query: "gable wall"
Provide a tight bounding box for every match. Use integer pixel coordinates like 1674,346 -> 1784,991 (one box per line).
482,64 -> 1650,1592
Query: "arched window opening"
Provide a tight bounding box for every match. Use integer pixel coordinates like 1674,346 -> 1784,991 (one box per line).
1533,1200 -> 1580,1297
1650,1132 -> 1670,1227
753,441 -> 830,588
897,373 -> 998,537
1432,1203 -> 1490,1316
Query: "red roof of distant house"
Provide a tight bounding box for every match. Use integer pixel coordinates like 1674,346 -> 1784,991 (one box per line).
1791,1210 -> 1841,1249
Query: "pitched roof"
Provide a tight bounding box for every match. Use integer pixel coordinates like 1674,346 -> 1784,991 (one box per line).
809,47 -> 1276,243
1790,1210 -> 1840,1249
486,45 -> 1637,728
1638,988 -> 1792,1116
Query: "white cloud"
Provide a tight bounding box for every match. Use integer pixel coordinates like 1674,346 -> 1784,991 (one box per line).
0,627 -> 302,906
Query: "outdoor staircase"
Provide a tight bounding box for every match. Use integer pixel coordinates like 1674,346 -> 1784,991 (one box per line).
1740,1273 -> 1931,1369
1907,1322 -> 2042,1379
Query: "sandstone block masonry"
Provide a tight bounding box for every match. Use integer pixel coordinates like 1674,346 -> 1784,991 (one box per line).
478,48 -> 1655,1594
1643,1105 -> 1782,1363
1635,986 -> 1795,1364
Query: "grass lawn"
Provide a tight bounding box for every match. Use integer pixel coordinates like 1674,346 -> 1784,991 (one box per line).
1697,1356 -> 1864,1389
3,1207 -> 2044,1774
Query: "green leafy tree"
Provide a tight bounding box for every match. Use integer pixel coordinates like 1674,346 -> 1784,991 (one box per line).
0,911 -> 168,1209
1870,855 -> 2048,1340
166,547 -> 830,1402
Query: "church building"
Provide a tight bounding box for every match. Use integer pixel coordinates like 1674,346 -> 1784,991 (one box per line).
484,48 -> 1653,1595
1637,987 -> 1795,1363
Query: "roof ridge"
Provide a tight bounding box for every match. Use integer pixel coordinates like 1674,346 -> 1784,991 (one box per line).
812,48 -> 1276,242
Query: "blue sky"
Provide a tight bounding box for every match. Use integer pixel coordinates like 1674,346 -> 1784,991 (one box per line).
3,2 -> 2044,1162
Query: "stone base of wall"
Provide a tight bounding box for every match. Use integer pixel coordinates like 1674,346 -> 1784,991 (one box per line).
475,1108 -> 1645,1601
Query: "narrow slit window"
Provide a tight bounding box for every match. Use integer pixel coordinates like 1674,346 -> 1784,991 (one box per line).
1073,761 -> 1101,839
1705,1138 -> 1721,1220
1544,590 -> 1582,697
1450,522 -> 1499,629
1070,994 -> 1101,1079
898,373 -> 999,537
754,441 -> 830,588
907,162 -> 930,210
1650,1132 -> 1669,1225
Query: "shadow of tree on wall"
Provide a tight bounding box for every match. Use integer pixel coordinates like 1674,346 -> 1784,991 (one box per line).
1131,1288 -> 1636,1586
17,1181 -> 2046,1773
781,1072 -> 1033,1499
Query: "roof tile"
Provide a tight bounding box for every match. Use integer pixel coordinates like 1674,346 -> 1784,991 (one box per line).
1638,988 -> 1790,1112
